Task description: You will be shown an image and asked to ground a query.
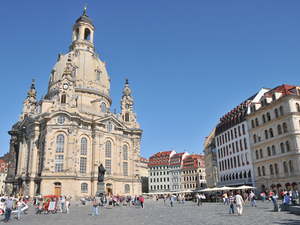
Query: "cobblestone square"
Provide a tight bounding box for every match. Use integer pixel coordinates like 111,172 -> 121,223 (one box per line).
2,199 -> 300,225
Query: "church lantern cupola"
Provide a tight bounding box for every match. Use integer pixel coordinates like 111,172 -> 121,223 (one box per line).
69,4 -> 95,52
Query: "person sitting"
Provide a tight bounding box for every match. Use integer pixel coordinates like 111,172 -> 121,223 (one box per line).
36,205 -> 43,214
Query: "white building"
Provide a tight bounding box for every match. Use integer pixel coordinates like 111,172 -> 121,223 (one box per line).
216,88 -> 269,187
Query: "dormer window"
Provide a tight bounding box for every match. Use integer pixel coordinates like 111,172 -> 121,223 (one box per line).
107,122 -> 112,132
73,67 -> 77,77
61,94 -> 66,104
272,94 -> 276,101
101,102 -> 106,113
96,70 -> 101,81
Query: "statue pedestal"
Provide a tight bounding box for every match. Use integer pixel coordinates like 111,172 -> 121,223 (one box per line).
95,182 -> 105,197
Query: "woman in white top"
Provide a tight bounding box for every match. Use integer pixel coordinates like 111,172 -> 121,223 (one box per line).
235,191 -> 245,216
17,198 -> 23,220
65,199 -> 70,213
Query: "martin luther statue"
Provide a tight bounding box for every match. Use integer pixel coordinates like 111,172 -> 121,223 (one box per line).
98,163 -> 106,182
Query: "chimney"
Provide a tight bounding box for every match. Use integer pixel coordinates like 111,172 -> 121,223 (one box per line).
160,150 -> 162,153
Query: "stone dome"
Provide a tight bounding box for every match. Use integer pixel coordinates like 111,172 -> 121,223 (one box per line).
48,50 -> 110,96
47,9 -> 111,102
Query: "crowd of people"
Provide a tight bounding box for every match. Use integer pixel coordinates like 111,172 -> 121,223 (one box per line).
1,188 -> 299,221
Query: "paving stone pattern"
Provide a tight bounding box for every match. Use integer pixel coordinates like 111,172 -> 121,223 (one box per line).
2,199 -> 300,225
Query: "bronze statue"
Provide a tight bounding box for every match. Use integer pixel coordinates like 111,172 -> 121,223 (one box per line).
98,163 -> 106,182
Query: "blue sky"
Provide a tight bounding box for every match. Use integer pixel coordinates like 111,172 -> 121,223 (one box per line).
1,1 -> 300,159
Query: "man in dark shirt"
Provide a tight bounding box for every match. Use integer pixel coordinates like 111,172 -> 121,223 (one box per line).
5,197 -> 14,223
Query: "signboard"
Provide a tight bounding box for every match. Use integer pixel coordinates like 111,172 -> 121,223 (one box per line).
48,201 -> 56,211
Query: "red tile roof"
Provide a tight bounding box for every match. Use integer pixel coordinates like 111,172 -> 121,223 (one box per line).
264,84 -> 296,99
140,157 -> 149,163
0,160 -> 8,172
182,154 -> 205,169
148,151 -> 173,166
170,153 -> 184,165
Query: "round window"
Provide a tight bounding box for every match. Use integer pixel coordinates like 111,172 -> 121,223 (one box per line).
57,115 -> 66,125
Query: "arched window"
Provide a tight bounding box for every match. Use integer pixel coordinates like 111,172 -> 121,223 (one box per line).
75,28 -> 79,40
289,160 -> 294,172
81,183 -> 88,193
275,109 -> 279,118
275,163 -> 279,174
260,149 -> 263,158
253,135 -> 257,143
265,130 -> 268,139
255,150 -> 259,159
283,162 -> 288,173
267,113 -> 271,121
123,145 -> 128,160
258,167 -> 261,176
262,166 -> 266,176
84,28 -> 91,40
269,128 -> 273,138
262,115 -> 266,124
255,118 -> 259,127
125,113 -> 129,122
101,102 -> 107,113
283,123 -> 288,133
81,137 -> 87,155
280,143 -> 285,153
251,120 -> 255,128
56,134 -> 64,153
61,94 -> 66,104
279,106 -> 284,116
270,164 -> 274,175
267,147 -> 271,156
286,141 -> 291,152
277,125 -> 282,135
105,140 -> 111,158
272,145 -> 276,154
297,103 -> 300,112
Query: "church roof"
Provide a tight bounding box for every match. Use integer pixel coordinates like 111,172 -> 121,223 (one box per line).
76,5 -> 92,25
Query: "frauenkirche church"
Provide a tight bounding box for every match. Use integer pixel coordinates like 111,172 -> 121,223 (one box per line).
5,6 -> 143,198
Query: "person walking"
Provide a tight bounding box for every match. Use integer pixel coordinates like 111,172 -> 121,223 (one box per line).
4,197 -> 14,223
140,195 -> 144,209
170,195 -> 174,207
92,198 -> 98,216
65,199 -> 70,213
164,194 -> 167,205
57,197 -> 62,213
224,192 -> 229,205
61,196 -> 65,211
17,198 -> 23,220
229,192 -> 234,214
235,191 -> 245,216
250,190 -> 257,207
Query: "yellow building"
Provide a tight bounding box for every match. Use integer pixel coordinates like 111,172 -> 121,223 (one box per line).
248,84 -> 300,194
5,7 -> 142,198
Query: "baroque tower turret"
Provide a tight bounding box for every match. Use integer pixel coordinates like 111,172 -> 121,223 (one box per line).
5,6 -> 143,198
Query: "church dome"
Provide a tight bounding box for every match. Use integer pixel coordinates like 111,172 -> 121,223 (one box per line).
47,7 -> 111,100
